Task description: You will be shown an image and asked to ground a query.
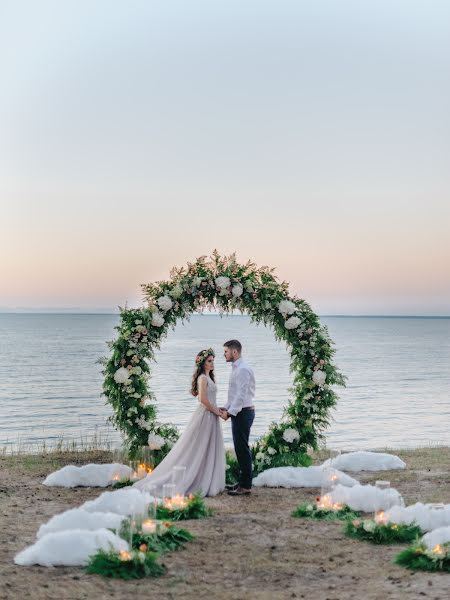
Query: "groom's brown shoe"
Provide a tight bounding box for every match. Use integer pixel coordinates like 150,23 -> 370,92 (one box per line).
228,486 -> 251,496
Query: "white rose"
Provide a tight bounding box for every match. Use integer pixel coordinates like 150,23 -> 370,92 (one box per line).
151,312 -> 165,327
113,367 -> 131,385
231,284 -> 243,297
215,276 -> 231,289
267,447 -> 277,455
282,428 -> 300,443
147,433 -> 165,450
285,316 -> 301,330
312,370 -> 326,386
170,284 -> 183,299
256,452 -> 265,460
157,295 -> 173,312
363,520 -> 376,533
278,300 -> 296,316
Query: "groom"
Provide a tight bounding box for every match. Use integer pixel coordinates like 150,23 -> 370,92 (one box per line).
221,339 -> 256,496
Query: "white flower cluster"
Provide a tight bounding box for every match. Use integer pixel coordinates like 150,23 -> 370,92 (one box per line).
232,284 -> 243,297
278,300 -> 296,317
312,370 -> 326,386
282,428 -> 300,443
157,295 -> 173,312
215,275 -> 231,296
113,367 -> 131,385
151,312 -> 165,327
135,415 -> 151,431
147,433 -> 165,450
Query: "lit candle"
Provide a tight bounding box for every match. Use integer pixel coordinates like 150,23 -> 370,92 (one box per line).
137,464 -> 147,479
142,519 -> 157,534
170,494 -> 188,509
375,510 -> 386,524
432,544 -> 445,556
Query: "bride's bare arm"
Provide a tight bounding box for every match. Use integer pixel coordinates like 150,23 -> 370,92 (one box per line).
198,376 -> 221,416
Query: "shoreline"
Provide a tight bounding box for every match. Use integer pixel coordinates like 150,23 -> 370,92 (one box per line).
1,447 -> 450,599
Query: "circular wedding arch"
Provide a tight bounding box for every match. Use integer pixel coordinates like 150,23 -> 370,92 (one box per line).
102,252 -> 344,473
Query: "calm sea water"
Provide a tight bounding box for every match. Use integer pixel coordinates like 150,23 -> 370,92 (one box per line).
1,314 -> 449,451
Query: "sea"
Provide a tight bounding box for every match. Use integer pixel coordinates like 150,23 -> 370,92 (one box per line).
1,314 -> 449,451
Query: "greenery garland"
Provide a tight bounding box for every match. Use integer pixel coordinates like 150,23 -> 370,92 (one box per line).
345,518 -> 423,544
119,517 -> 194,553
101,251 -> 345,469
292,500 -> 359,521
86,549 -> 165,579
156,493 -> 211,521
395,542 -> 450,572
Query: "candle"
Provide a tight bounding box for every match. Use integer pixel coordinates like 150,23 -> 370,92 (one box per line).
316,495 -> 342,511
164,494 -> 188,510
375,510 -> 386,524
142,519 -> 157,534
432,544 -> 445,556
137,464 -> 147,479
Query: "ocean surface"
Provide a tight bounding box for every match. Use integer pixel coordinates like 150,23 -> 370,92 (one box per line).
1,314 -> 449,451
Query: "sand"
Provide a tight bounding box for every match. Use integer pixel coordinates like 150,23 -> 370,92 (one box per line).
1,447 -> 450,600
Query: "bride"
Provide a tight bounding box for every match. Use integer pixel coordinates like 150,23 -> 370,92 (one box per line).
134,348 -> 226,497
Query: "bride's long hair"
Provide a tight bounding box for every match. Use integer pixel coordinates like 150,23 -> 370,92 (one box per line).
190,348 -> 215,397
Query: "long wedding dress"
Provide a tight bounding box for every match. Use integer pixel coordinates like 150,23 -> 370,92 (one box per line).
134,374 -> 226,497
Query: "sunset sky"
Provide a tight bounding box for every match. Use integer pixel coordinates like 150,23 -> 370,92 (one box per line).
1,1 -> 449,315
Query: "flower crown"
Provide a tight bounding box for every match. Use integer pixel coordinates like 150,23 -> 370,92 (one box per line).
195,348 -> 215,366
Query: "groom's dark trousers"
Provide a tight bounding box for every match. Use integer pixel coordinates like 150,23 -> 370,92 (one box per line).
231,408 -> 255,489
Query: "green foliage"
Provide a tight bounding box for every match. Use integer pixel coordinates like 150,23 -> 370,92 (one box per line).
395,542 -> 450,571
156,493 -> 211,521
85,549 -> 165,579
225,450 -> 240,485
112,478 -> 134,489
132,524 -> 194,553
292,501 -> 359,521
102,251 -> 345,463
345,518 -> 423,544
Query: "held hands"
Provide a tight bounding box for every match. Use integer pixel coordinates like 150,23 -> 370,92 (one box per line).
218,408 -> 229,421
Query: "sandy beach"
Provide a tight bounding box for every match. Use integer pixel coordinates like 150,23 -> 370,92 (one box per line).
1,447 -> 450,600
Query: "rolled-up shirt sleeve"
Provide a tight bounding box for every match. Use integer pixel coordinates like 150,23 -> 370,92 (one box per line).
227,368 -> 251,416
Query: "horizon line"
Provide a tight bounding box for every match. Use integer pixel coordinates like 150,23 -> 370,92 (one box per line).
0,311 -> 449,319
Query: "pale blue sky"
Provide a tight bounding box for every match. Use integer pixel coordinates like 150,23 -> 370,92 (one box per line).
1,1 -> 449,314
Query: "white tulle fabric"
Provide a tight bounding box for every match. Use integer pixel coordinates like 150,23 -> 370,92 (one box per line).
329,483 -> 404,512
134,375 -> 226,497
422,526 -> 450,550
321,451 -> 406,472
14,529 -> 128,566
384,503 -> 450,532
252,466 -> 358,488
37,508 -> 125,539
42,463 -> 132,487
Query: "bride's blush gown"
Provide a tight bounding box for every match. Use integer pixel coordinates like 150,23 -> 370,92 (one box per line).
133,374 -> 226,497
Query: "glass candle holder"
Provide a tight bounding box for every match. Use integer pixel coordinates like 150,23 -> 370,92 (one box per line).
129,460 -> 139,481
320,467 -> 339,497
162,483 -> 176,508
145,484 -> 158,519
172,465 -> 187,495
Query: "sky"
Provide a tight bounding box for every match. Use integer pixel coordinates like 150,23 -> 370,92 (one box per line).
0,0 -> 449,315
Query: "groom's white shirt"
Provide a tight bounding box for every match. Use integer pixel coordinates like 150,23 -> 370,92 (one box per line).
225,357 -> 255,416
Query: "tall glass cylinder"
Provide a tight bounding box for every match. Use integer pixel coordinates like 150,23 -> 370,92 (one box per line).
163,483 -> 176,507
172,465 -> 187,496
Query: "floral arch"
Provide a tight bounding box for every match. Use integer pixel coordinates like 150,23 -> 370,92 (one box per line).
102,252 -> 345,473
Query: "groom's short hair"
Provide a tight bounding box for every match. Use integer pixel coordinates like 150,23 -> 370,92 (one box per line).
224,339 -> 242,353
